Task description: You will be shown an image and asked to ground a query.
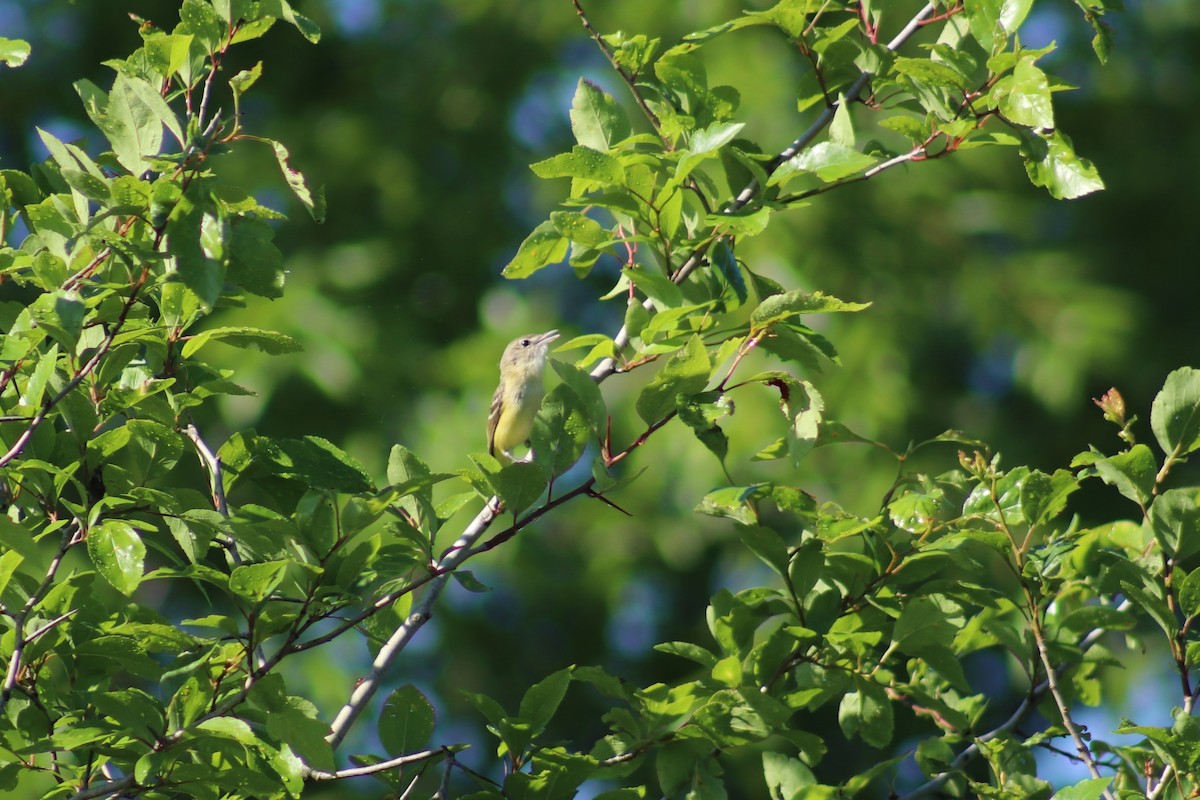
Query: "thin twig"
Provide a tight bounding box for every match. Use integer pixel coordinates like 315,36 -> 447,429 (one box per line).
304,747 -> 449,780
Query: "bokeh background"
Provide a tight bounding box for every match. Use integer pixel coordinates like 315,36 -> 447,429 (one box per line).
3,0 -> 1198,795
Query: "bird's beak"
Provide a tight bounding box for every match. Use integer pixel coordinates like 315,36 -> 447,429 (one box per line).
537,330 -> 560,346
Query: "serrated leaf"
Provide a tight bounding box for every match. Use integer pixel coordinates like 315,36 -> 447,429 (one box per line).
182,326 -> 302,358
751,289 -> 870,326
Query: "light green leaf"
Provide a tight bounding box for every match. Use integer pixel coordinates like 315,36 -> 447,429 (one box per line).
751,289 -> 870,327
503,220 -> 569,279
624,267 -> 683,310
229,560 -> 289,602
88,520 -> 146,595
774,141 -> 877,184
569,78 -> 630,150
995,57 -> 1054,129
530,145 -> 624,185
1151,367 -> 1200,458
1052,777 -> 1115,800
1,37 -> 31,67
1020,129 -> 1104,200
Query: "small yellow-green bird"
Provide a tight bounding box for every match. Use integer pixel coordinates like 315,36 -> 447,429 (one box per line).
487,330 -> 560,462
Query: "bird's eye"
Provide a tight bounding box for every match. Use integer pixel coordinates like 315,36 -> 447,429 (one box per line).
521,339 -> 531,346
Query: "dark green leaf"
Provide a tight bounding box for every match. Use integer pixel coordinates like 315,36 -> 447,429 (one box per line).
519,666 -> 574,734
379,685 -> 436,756
1092,444 -> 1156,506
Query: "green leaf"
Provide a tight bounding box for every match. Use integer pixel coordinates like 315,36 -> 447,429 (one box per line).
549,359 -> 607,437
379,685 -> 436,756
636,334 -> 711,424
751,289 -> 870,327
838,678 -> 893,748
531,384 -> 591,477
469,456 -> 548,514
696,485 -> 767,526
88,520 -> 146,595
1020,469 -> 1079,527
623,267 -> 683,310
451,570 -> 491,593
1020,129 -> 1104,200
228,217 -> 286,298
267,138 -> 326,222
1179,568 -> 1200,618
93,72 -> 165,175
1151,367 -> 1200,458
550,210 -> 609,248
1052,777 -> 1115,800
28,290 -> 85,348
998,57 -> 1054,129
1149,488 -> 1200,560
569,78 -> 630,150
773,141 -> 877,184
892,56 -> 970,91
182,326 -> 302,358
677,391 -> 731,462
737,524 -> 789,578
676,121 -> 746,180
503,219 -> 569,279
763,752 -> 815,800
1,37 -> 31,67
257,436 -> 374,493
530,145 -> 624,185
229,560 -> 288,602
519,666 -> 574,734
1092,444 -> 1156,506
893,596 -> 957,652
786,380 -> 823,467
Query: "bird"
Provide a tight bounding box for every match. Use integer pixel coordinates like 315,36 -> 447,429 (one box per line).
487,330 -> 560,463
